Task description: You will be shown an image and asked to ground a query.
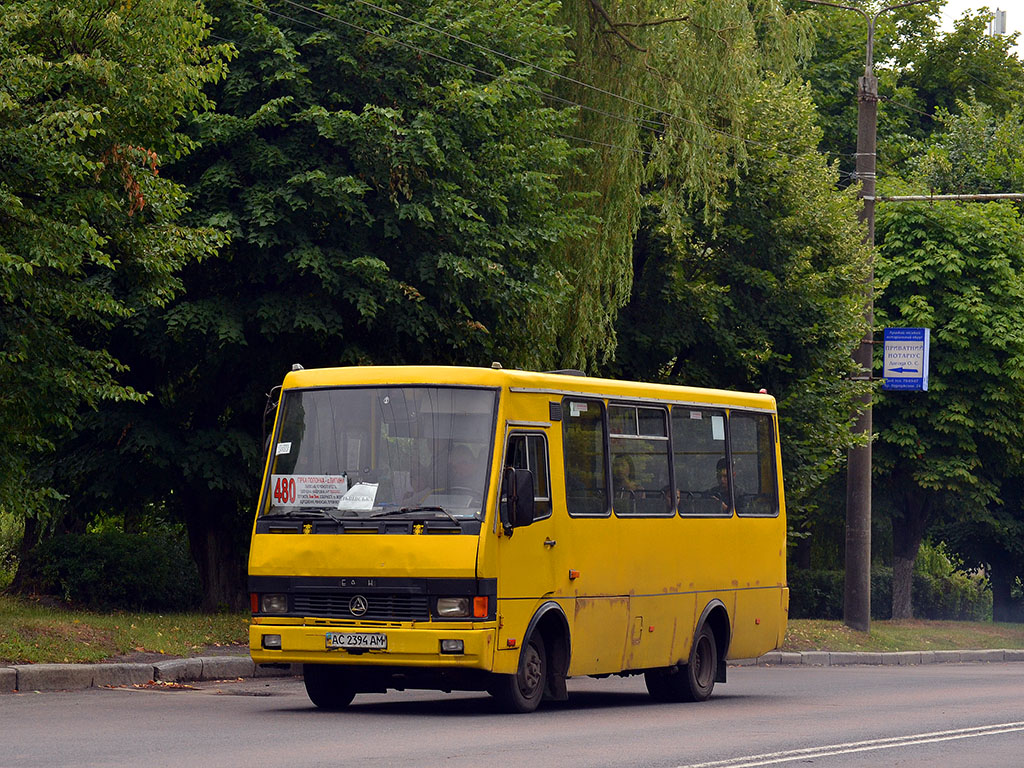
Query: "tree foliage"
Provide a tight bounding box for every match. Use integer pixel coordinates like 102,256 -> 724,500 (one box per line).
0,0 -> 227,524
874,191 -> 1024,618
615,78 -> 870,530
795,3 -> 1024,180
54,0 -> 596,607
551,0 -> 812,370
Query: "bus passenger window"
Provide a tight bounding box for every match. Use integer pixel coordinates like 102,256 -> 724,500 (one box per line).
504,433 -> 551,520
609,405 -> 671,517
672,408 -> 731,516
562,399 -> 608,517
731,413 -> 779,517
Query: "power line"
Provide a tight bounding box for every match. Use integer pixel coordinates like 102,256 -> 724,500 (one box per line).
879,94 -> 934,120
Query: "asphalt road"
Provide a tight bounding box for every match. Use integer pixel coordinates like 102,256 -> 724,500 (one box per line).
3,664 -> 1023,767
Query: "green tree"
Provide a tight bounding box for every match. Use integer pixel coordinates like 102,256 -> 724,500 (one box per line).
915,99 -> 1024,195
890,100 -> 1024,622
873,193 -> 1024,619
790,0 -> 937,177
794,4 -> 1024,180
551,0 -> 812,370
0,0 -> 227,565
55,0 -> 594,608
895,9 -> 1024,126
615,78 -> 871,531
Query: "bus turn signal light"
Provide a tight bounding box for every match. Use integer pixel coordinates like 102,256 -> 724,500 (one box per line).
473,596 -> 488,617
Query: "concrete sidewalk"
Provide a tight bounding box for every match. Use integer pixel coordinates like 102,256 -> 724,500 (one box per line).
5,649 -> 1024,694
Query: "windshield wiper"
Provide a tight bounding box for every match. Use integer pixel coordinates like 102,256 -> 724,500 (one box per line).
371,505 -> 462,525
262,507 -> 353,524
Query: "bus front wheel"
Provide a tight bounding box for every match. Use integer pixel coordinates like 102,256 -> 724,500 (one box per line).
303,664 -> 357,710
489,637 -> 547,713
644,623 -> 718,703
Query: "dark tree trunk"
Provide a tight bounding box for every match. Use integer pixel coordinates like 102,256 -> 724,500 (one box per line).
891,482 -> 930,620
794,535 -> 812,570
182,490 -> 248,612
7,516 -> 39,594
988,559 -> 1024,623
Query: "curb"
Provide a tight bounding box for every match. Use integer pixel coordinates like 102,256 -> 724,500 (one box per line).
729,648 -> 1024,667
0,657 -> 300,694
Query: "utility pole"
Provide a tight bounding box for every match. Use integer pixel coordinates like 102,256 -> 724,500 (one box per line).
801,0 -> 929,633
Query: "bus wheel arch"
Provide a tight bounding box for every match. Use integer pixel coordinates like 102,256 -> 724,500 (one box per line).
525,601 -> 571,702
697,599 -> 731,685
645,600 -> 730,703
490,601 -> 570,712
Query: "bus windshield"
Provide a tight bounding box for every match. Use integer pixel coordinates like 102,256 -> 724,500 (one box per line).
260,386 -> 497,520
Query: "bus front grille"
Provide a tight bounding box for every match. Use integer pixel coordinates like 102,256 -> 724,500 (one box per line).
293,592 -> 430,621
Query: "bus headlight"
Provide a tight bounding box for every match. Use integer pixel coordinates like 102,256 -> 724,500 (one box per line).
436,597 -> 470,617
261,593 -> 288,613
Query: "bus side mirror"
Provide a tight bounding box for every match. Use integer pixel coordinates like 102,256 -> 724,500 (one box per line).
502,467 -> 536,535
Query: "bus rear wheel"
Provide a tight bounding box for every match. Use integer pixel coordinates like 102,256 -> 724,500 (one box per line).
490,637 -> 547,713
644,624 -> 718,703
303,664 -> 356,710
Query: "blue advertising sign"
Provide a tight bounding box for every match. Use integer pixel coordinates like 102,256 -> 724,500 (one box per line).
882,328 -> 930,391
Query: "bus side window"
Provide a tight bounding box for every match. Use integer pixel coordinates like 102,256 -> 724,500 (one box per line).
730,412 -> 779,517
562,399 -> 608,517
672,407 -> 731,516
609,404 -> 671,517
504,433 -> 552,520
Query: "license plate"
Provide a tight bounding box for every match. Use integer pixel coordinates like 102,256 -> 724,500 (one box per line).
325,632 -> 387,650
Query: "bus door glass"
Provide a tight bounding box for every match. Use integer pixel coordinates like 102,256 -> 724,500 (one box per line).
497,428 -> 566,597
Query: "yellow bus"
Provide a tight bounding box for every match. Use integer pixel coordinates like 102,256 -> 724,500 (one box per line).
249,365 -> 788,712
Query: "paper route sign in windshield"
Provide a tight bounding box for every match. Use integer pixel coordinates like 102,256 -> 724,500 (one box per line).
271,474 -> 351,507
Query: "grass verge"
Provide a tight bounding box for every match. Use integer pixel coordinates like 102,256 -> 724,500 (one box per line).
3,595 -> 1024,664
782,619 -> 1024,652
0,595 -> 249,664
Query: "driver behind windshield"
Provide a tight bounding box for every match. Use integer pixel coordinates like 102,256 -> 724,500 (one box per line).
447,444 -> 478,491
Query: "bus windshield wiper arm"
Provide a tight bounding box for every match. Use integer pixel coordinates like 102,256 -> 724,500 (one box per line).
371,505 -> 461,525
263,507 -> 352,523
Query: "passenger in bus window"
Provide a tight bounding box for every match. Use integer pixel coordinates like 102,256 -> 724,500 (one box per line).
706,457 -> 731,513
612,455 -> 641,497
613,454 -> 644,515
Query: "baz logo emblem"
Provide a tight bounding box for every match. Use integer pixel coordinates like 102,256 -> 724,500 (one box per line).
348,595 -> 369,616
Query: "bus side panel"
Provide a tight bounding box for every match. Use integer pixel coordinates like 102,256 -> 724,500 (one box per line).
724,515 -> 788,659
568,596 -> 631,676
622,593 -> 696,671
730,587 -> 785,659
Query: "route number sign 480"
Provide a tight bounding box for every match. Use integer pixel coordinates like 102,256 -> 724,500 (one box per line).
273,477 -> 297,504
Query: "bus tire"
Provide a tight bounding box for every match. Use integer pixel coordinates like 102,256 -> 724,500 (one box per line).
644,623 -> 718,703
303,664 -> 356,710
489,637 -> 547,713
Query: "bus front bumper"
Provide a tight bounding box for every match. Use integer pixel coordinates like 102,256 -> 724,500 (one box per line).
250,622 -> 497,670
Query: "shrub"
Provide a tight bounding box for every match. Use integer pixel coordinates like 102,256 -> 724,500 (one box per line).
19,527 -> 201,611
790,555 -> 991,621
788,569 -> 844,619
